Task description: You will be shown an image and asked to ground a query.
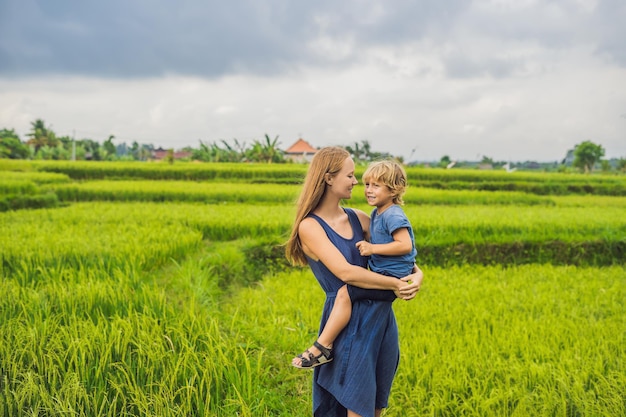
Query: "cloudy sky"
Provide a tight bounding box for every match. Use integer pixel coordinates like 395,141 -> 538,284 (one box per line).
1,0 -> 625,162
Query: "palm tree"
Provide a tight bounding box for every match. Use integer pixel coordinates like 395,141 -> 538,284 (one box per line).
346,140 -> 380,163
103,135 -> 116,160
264,134 -> 283,163
26,119 -> 58,153
361,140 -> 372,160
193,140 -> 214,162
249,134 -> 283,163
220,139 -> 247,162
345,142 -> 363,162
227,138 -> 248,161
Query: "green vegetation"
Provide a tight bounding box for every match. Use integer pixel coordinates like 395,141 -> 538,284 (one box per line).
0,120 -> 287,163
573,140 -> 605,173
3,159 -> 626,194
0,171 -> 69,212
236,265 -> 626,417
2,120 -> 625,173
0,161 -> 624,416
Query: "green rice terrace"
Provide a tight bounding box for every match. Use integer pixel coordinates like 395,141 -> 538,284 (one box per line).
0,160 -> 624,416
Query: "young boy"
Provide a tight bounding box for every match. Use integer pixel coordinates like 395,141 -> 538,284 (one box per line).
292,159 -> 417,368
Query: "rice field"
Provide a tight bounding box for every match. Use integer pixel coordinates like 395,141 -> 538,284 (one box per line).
0,162 -> 624,416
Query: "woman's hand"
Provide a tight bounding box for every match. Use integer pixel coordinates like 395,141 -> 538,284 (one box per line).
394,265 -> 424,300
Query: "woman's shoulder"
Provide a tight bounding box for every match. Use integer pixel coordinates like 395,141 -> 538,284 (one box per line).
300,215 -> 321,230
344,207 -> 370,220
346,207 -> 370,235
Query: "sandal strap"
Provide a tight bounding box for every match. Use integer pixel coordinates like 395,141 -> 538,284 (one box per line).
313,341 -> 332,359
299,351 -> 317,367
295,351 -> 310,361
292,343 -> 334,369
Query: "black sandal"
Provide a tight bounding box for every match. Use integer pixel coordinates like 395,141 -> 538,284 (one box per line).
292,341 -> 333,369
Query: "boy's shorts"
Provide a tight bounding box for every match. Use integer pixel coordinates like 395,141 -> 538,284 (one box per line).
346,284 -> 397,303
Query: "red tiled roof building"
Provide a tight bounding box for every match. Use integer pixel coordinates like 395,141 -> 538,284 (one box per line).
284,138 -> 318,163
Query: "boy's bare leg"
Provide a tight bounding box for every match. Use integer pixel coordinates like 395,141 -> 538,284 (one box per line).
317,284 -> 352,347
292,285 -> 352,366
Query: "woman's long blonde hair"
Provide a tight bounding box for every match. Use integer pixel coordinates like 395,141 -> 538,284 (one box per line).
285,146 -> 350,266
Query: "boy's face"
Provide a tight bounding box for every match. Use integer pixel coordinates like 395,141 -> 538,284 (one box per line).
364,178 -> 395,210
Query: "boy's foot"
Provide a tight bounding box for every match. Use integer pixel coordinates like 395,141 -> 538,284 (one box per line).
292,341 -> 333,369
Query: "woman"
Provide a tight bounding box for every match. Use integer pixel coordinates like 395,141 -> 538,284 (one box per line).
286,146 -> 423,417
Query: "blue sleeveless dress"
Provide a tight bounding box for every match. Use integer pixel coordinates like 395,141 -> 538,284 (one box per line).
307,208 -> 400,417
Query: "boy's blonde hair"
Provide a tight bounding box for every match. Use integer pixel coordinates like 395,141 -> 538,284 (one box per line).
362,160 -> 408,205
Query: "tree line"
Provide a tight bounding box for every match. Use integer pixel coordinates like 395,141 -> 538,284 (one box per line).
437,141 -> 623,173
0,119 -> 396,165
1,119 -> 623,173
0,119 -> 288,163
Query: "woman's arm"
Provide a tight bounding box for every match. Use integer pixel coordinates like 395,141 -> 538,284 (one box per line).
299,217 -> 406,292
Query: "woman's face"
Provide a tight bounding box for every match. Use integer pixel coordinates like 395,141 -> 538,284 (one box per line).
329,157 -> 358,200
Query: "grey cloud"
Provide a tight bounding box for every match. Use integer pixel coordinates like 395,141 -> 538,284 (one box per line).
436,0 -> 626,79
593,0 -> 626,65
310,1 -> 469,43
443,54 -> 520,79
0,0 -> 474,78
0,0 -> 624,79
0,0 -> 317,78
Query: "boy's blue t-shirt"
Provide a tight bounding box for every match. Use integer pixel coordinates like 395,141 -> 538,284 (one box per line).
369,204 -> 417,278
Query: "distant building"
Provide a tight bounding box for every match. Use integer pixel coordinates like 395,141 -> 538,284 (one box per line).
284,138 -> 318,163
152,147 -> 193,161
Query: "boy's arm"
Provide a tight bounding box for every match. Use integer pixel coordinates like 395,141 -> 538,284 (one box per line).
356,227 -> 412,257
